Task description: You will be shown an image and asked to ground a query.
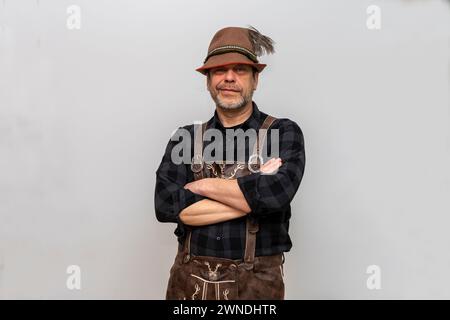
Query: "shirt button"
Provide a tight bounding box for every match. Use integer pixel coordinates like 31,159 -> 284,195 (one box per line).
216,236 -> 221,241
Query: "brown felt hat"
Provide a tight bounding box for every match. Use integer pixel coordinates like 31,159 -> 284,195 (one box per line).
196,26 -> 275,75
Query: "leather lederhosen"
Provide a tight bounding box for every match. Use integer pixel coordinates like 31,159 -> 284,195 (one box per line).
165,115 -> 285,300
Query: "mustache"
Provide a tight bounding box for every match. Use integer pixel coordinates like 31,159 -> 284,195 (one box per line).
217,86 -> 241,92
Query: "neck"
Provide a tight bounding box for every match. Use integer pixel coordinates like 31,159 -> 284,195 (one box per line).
216,101 -> 253,128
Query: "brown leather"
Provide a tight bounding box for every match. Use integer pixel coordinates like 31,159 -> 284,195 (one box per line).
167,230 -> 284,300
243,218 -> 259,269
166,250 -> 284,300
192,115 -> 277,179
166,114 -> 284,300
197,162 -> 247,179
252,115 -> 276,158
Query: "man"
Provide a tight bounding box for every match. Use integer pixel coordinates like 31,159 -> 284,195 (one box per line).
155,26 -> 306,300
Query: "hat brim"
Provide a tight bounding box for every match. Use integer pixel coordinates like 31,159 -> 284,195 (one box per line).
196,52 -> 266,75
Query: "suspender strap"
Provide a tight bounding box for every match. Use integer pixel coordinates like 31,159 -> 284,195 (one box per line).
251,115 -> 277,160
182,229 -> 192,263
192,122 -> 208,181
243,115 -> 277,269
241,218 -> 259,270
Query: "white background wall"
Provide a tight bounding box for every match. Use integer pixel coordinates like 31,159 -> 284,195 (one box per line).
0,0 -> 449,299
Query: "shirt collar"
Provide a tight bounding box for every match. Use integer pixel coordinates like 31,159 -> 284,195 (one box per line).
209,100 -> 262,130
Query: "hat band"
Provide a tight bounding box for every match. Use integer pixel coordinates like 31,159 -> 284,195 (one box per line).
204,45 -> 258,64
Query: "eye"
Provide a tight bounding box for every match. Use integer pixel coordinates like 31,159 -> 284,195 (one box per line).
213,68 -> 226,75
235,66 -> 248,74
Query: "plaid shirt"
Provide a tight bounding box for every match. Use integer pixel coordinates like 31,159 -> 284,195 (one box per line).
155,101 -> 306,259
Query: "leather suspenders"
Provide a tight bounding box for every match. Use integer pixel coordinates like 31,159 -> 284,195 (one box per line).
186,114 -> 277,267
191,115 -> 277,179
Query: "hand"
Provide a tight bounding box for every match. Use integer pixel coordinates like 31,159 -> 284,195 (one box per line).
184,179 -> 208,196
260,157 -> 282,174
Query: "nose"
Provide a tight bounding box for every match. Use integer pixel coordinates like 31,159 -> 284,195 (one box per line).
224,69 -> 237,82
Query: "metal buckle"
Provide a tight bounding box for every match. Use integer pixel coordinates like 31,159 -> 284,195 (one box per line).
247,154 -> 263,173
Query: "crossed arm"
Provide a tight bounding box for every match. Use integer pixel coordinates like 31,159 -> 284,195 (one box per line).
179,158 -> 282,226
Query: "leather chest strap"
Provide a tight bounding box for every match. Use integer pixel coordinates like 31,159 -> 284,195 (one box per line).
192,122 -> 208,181
251,115 -> 277,161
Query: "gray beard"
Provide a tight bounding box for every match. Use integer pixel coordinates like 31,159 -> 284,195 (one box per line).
212,91 -> 253,110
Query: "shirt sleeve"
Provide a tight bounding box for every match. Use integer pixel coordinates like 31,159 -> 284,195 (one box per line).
154,127 -> 206,238
236,119 -> 306,217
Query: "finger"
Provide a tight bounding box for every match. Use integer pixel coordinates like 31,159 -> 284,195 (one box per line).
261,158 -> 276,168
260,161 -> 281,173
262,158 -> 283,173
260,158 -> 275,170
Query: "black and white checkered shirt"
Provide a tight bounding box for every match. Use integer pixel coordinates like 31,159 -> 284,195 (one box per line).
155,101 -> 306,259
